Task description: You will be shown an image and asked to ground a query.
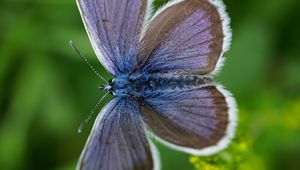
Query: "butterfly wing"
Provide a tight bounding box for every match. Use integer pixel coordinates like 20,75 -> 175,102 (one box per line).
78,97 -> 158,170
141,85 -> 237,155
76,0 -> 147,75
137,0 -> 231,75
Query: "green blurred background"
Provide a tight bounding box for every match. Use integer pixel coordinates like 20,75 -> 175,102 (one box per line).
1,0 -> 300,170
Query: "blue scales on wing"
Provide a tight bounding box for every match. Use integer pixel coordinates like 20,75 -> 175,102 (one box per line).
140,85 -> 236,155
137,0 -> 227,75
78,97 -> 154,170
77,0 -> 147,75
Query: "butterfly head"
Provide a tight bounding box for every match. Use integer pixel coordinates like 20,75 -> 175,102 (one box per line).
99,76 -> 139,97
98,79 -> 114,94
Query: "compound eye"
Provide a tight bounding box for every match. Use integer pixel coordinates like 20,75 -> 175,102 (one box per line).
108,79 -> 115,84
109,91 -> 116,96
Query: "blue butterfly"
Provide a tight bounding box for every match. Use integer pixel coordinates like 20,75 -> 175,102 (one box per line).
75,0 -> 237,169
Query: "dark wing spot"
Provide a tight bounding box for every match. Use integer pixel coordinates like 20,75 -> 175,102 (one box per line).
102,19 -> 110,22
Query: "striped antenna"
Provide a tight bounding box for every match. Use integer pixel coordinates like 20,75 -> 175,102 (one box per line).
69,40 -> 108,83
77,91 -> 109,133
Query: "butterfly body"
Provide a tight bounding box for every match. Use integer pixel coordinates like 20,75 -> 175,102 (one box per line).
76,0 -> 237,169
108,74 -> 214,98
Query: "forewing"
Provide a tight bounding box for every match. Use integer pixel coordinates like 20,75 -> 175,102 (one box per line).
137,0 -> 231,75
76,0 -> 147,75
78,98 -> 154,170
141,85 -> 237,155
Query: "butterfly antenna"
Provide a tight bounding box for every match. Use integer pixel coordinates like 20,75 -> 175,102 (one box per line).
77,91 -> 109,133
69,40 -> 108,83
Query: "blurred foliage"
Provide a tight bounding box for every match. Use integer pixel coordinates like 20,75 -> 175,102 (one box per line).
0,0 -> 300,170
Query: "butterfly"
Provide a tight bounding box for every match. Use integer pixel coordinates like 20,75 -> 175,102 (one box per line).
75,0 -> 237,169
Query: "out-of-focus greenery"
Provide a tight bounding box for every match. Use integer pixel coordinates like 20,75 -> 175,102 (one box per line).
0,0 -> 300,170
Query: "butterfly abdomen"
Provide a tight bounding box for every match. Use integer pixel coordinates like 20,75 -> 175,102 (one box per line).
111,74 -> 214,97
144,74 -> 214,91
